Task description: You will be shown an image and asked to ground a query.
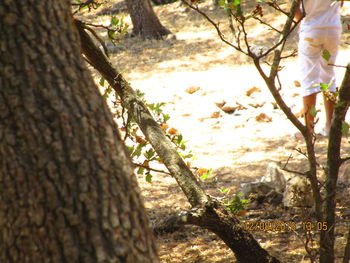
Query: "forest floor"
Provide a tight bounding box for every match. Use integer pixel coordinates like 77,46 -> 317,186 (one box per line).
82,1 -> 350,262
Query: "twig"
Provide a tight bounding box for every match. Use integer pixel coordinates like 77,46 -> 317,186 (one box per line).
328,63 -> 348,69
134,163 -> 171,175
340,156 -> 350,165
252,16 -> 282,34
282,154 -> 307,176
180,0 -> 247,55
80,22 -> 109,57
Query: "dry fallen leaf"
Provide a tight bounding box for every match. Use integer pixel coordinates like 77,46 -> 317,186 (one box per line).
215,100 -> 226,109
168,127 -> 178,135
160,124 -> 169,130
294,80 -> 301,87
255,113 -> 272,122
246,87 -> 262,96
182,113 -> 191,117
185,86 -> 200,94
197,168 -> 208,176
211,111 -> 221,118
221,106 -> 236,114
248,102 -> 266,108
271,102 -> 278,109
136,135 -> 147,144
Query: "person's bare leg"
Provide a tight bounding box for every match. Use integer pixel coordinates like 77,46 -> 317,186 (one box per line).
303,93 -> 317,133
323,93 -> 335,135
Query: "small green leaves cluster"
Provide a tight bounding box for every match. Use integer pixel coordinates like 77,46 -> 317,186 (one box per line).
72,0 -> 103,13
225,193 -> 250,217
108,16 -> 128,41
101,87 -> 206,183
219,0 -> 243,16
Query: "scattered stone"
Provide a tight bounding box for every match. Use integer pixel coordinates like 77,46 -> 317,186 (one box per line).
241,162 -> 314,208
283,175 -> 313,207
261,162 -> 291,193
241,181 -> 274,197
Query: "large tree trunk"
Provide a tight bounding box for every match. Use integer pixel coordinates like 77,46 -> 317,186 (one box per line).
0,1 -> 158,262
125,0 -> 171,39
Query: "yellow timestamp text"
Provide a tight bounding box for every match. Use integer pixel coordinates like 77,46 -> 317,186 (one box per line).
241,221 -> 328,232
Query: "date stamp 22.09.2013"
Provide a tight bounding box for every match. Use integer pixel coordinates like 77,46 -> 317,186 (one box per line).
241,221 -> 328,232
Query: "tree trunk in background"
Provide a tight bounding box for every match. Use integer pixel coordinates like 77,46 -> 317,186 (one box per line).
125,0 -> 171,39
150,0 -> 178,6
0,1 -> 158,262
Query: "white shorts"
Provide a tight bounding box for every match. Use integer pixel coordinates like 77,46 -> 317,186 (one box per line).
298,28 -> 341,97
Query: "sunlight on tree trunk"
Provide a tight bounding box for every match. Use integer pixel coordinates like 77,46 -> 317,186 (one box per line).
125,0 -> 171,39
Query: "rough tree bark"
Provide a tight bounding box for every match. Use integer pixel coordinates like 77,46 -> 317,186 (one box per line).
75,19 -> 281,263
125,0 -> 171,39
320,64 -> 350,263
0,1 -> 158,262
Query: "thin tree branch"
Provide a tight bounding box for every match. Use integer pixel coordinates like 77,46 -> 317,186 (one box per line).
134,163 -> 172,176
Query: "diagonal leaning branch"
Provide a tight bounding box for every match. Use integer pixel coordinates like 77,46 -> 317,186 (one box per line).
74,19 -> 282,263
74,19 -> 208,208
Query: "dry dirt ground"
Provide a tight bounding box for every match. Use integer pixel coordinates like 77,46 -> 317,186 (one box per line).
81,1 -> 350,262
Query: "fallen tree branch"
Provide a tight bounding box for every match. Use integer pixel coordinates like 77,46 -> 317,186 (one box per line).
154,200 -> 281,263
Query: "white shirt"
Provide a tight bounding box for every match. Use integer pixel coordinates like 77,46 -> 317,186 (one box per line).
300,0 -> 341,31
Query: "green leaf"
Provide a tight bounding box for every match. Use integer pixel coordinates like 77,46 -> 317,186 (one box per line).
136,89 -> 145,98
218,0 -> 225,6
99,77 -> 105,87
342,121 -> 349,136
200,173 -> 209,180
127,145 -> 135,155
120,25 -> 129,36
111,16 -> 119,26
137,167 -> 145,175
163,113 -> 170,122
233,0 -> 240,5
320,83 -> 330,91
144,148 -> 155,160
132,143 -> 147,157
180,143 -> 186,150
108,30 -> 117,40
102,87 -> 112,99
309,105 -> 317,117
322,49 -> 331,62
145,173 -> 152,183
220,188 -> 230,193
200,168 -> 212,181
